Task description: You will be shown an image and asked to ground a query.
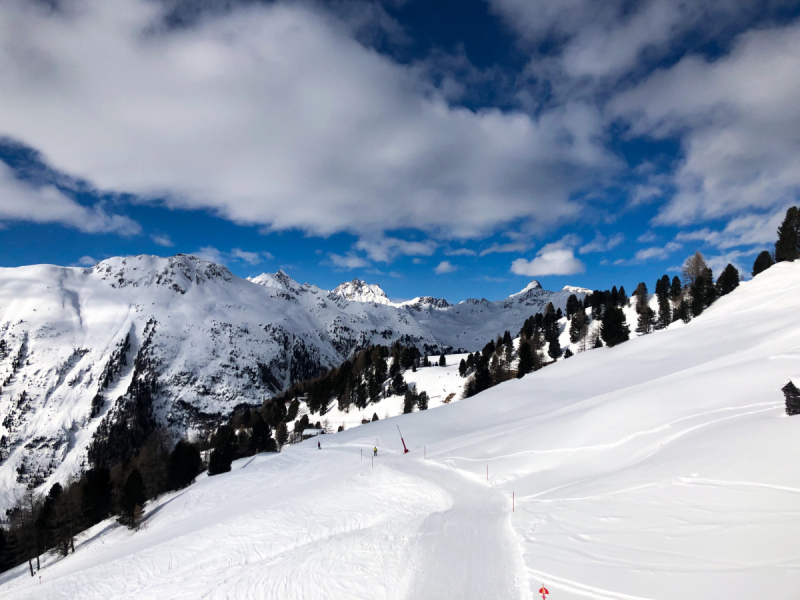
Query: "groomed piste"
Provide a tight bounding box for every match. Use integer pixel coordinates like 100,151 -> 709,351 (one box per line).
2,263 -> 800,599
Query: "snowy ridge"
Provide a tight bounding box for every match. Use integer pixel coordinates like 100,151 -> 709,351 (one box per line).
1,262 -> 799,598
0,255 -> 586,508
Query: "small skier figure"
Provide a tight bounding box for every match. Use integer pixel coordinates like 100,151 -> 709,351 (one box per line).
318,441 -> 321,450
373,446 -> 378,457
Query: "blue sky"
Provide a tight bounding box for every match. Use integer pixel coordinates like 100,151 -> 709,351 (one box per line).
1,0 -> 799,302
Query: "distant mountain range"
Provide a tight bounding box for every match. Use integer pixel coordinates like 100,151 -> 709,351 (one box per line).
0,254 -> 588,507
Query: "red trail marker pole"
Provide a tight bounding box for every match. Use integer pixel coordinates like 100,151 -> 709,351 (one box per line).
397,425 -> 409,454
539,584 -> 549,599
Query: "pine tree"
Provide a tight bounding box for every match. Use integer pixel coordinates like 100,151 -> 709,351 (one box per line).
633,282 -> 648,315
563,348 -> 573,358
276,422 -> 288,448
208,426 -> 236,476
438,353 -> 446,367
119,468 -> 146,529
472,357 -> 492,394
371,413 -> 379,422
166,440 -> 203,491
600,305 -> 630,347
716,264 -> 739,297
403,390 -> 417,414
547,337 -> 561,360
516,342 -> 533,378
752,250 -> 774,276
458,359 -> 467,377
81,467 -> 112,527
636,306 -> 656,335
418,391 -> 429,411
775,206 -> 800,262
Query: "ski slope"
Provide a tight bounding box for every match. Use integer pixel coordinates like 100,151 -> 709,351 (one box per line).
2,263 -> 800,599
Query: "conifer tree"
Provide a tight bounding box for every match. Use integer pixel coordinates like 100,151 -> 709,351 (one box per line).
166,440 -> 203,491
81,468 -> 112,527
275,421 -> 289,448
208,426 -> 236,475
775,206 -> 800,262
618,286 -> 627,307
547,337 -> 561,360
418,391 -> 429,411
438,353 -> 446,367
716,264 -> 739,296
563,348 -> 573,358
458,359 -> 467,377
751,250 -> 774,276
600,305 -> 630,347
633,282 -> 648,315
119,468 -> 146,529
516,342 -> 533,378
640,306 -> 657,334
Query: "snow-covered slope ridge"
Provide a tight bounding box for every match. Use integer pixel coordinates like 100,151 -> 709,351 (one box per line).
0,254 -> 583,508
3,263 -> 800,599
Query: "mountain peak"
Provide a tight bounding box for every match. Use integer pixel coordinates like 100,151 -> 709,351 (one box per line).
509,280 -> 543,298
330,279 -> 391,305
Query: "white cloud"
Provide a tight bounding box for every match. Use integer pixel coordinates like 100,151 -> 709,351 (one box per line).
76,256 -> 97,266
631,241 -> 682,263
445,248 -> 477,256
151,233 -> 174,247
610,22 -> 800,225
328,252 -> 370,269
510,236 -> 585,276
231,248 -> 272,265
479,241 -> 529,256
0,0 -> 616,243
637,231 -> 658,243
434,260 -> 457,274
192,246 -> 271,266
579,232 -> 624,254
355,237 -> 437,262
675,208 -> 786,250
0,161 -> 139,235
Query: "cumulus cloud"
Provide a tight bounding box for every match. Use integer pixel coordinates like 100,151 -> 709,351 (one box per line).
479,241 -> 529,256
445,248 -> 477,256
151,233 -> 174,247
355,237 -> 437,262
610,22 -> 800,225
579,232 -> 624,254
76,256 -> 97,266
510,237 -> 585,276
0,0 -> 615,243
328,252 -> 370,269
630,241 -> 682,263
434,260 -> 457,274
0,161 -> 139,235
193,246 -> 271,266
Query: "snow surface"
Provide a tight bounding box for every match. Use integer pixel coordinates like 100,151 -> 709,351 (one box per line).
2,262 -> 800,599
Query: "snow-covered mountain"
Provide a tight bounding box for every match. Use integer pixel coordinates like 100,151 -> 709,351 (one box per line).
0,254 -> 586,507
2,261 -> 798,599
329,279 -> 393,305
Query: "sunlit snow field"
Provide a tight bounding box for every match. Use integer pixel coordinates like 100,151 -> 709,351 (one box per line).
2,263 -> 800,599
